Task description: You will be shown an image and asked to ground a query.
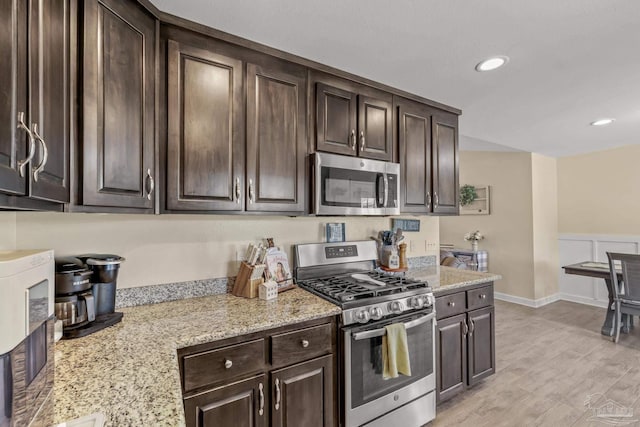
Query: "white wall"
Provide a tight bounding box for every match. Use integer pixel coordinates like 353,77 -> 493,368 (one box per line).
0,212 -> 16,250
15,212 -> 439,288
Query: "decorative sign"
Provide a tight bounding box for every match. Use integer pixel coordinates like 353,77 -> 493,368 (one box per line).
392,219 -> 421,232
326,223 -> 346,243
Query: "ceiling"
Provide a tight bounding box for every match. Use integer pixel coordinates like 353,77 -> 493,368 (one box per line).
150,0 -> 640,157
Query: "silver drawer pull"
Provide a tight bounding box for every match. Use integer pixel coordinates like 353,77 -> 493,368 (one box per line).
301,339 -> 309,348
448,301 -> 455,307
479,294 -> 487,299
224,359 -> 233,369
275,378 -> 281,410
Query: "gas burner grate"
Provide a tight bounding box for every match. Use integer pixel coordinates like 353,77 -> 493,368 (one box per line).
298,272 -> 429,303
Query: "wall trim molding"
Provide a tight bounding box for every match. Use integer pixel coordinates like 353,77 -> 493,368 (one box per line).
495,291 -> 609,309
494,291 -> 561,308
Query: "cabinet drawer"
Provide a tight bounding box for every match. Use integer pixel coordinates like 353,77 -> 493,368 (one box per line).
435,292 -> 466,320
467,286 -> 494,310
183,338 -> 265,392
271,323 -> 333,367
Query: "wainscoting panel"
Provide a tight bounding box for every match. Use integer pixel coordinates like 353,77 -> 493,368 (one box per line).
559,234 -> 640,308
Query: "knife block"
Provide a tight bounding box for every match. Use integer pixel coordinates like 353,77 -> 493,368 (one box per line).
232,262 -> 266,299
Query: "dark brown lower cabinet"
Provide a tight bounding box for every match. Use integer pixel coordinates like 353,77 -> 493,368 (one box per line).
184,374 -> 267,427
435,283 -> 495,404
436,313 -> 467,403
271,355 -> 333,427
180,317 -> 336,427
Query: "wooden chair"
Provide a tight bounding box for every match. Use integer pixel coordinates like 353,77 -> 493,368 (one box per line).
607,252 -> 640,343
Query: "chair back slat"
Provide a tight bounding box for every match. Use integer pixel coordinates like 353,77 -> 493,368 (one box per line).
607,252 -> 640,303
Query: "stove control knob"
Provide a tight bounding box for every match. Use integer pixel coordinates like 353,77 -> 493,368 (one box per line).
356,310 -> 370,323
369,307 -> 383,320
388,301 -> 404,314
410,296 -> 425,309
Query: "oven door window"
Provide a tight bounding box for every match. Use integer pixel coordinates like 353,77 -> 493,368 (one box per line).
321,166 -> 384,209
349,313 -> 434,408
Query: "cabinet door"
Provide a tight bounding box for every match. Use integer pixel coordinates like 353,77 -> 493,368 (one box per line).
82,0 -> 155,209
432,111 -> 459,215
167,40 -> 244,211
271,355 -> 334,427
397,98 -> 432,214
246,61 -> 306,213
436,313 -> 467,403
315,83 -> 357,156
28,0 -> 70,203
184,374 -> 267,427
467,306 -> 495,386
0,0 -> 28,196
357,95 -> 392,161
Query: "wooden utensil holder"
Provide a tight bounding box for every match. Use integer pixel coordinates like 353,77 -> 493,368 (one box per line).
232,262 -> 266,299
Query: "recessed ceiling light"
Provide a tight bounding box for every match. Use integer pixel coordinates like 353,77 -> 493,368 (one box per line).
590,118 -> 615,126
475,56 -> 509,72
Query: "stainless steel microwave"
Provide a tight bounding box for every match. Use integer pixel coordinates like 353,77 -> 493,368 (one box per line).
313,152 -> 400,216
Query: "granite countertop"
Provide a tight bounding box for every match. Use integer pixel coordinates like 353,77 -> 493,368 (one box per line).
408,265 -> 501,294
53,288 -> 341,426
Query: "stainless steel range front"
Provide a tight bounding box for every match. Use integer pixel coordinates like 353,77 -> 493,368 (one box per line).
294,241 -> 436,427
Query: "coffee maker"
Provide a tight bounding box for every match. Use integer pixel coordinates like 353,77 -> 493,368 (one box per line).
54,254 -> 125,339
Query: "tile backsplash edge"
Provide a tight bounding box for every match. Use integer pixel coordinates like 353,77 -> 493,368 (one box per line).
116,255 -> 437,308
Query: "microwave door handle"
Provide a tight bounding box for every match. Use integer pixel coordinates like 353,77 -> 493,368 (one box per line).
352,311 -> 435,341
383,174 -> 389,208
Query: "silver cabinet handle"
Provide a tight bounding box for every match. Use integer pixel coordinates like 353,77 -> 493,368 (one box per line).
258,383 -> 264,416
462,319 -> 469,336
145,169 -> 154,200
248,179 -> 254,204
224,359 -> 233,369
448,301 -> 455,307
274,378 -> 281,410
434,192 -> 439,208
31,123 -> 48,182
479,294 -> 487,299
235,177 -> 241,203
469,319 -> 475,337
16,112 -> 36,178
359,130 -> 365,151
301,339 -> 309,348
350,129 -> 356,150
427,192 -> 432,209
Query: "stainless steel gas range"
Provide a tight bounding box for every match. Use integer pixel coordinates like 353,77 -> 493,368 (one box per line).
294,240 -> 436,427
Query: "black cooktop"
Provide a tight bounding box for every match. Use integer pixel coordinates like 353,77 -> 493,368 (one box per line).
297,271 -> 429,304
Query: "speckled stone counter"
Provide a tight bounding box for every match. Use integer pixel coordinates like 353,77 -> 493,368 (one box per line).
408,265 -> 501,294
53,288 -> 341,426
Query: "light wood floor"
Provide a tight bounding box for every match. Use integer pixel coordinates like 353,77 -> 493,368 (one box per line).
433,300 -> 640,427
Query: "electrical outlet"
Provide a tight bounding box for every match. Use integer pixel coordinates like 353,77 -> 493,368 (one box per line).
426,242 -> 437,251
409,240 -> 415,253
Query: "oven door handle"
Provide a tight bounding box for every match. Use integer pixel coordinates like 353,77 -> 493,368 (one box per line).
352,311 -> 435,341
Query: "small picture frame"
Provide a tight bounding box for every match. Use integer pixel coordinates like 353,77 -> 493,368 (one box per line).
326,223 -> 346,243
264,247 -> 294,291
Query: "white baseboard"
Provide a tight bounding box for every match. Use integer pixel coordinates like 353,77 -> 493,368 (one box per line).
495,291 -> 608,309
494,292 -> 561,308
557,293 -> 609,309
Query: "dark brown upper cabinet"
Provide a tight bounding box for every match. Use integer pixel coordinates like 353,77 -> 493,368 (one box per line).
315,82 -> 392,162
0,0 -> 70,204
432,110 -> 459,215
80,0 -> 156,210
397,97 -> 459,215
166,40 -> 245,211
246,61 -> 307,213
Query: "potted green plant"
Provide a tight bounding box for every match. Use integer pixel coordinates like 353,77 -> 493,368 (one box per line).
459,185 -> 478,206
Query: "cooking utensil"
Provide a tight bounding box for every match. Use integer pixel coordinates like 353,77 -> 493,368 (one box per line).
351,274 -> 386,287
